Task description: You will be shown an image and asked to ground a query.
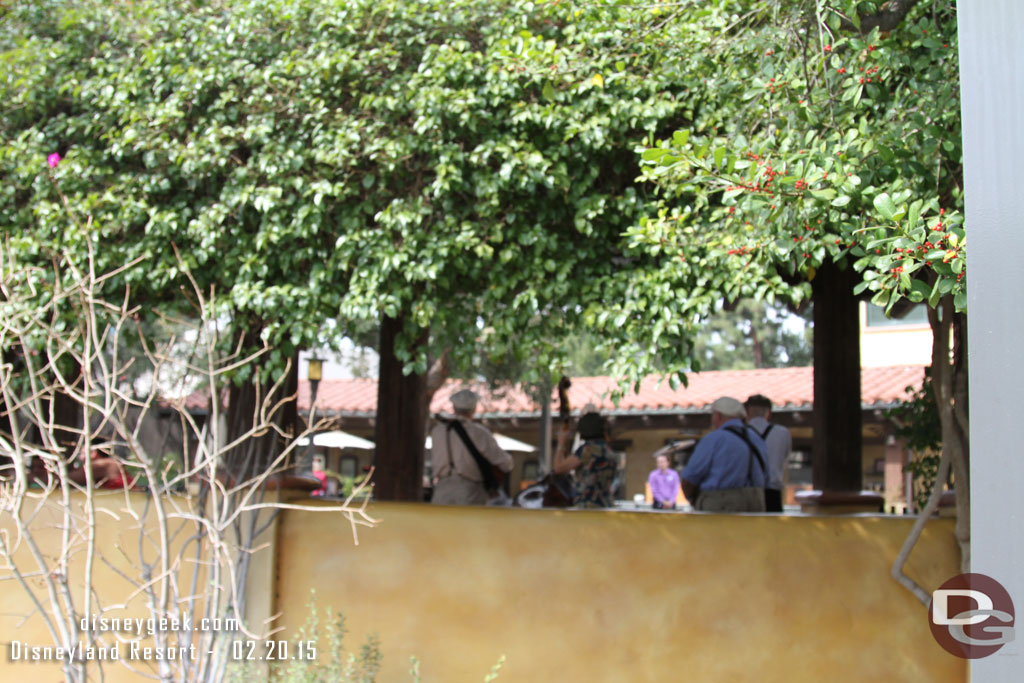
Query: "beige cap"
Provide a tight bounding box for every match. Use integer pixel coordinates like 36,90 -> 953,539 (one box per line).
451,389 -> 479,412
710,396 -> 746,421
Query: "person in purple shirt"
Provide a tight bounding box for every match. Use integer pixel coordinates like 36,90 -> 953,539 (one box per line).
648,454 -> 681,509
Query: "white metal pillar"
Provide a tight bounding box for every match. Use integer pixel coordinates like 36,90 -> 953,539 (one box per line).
960,1 -> 1024,677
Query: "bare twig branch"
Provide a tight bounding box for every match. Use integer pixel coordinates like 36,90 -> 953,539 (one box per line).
0,239 -> 377,683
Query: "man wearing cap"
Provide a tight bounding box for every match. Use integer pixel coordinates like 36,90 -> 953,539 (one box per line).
681,397 -> 768,512
430,389 -> 514,505
745,394 -> 793,513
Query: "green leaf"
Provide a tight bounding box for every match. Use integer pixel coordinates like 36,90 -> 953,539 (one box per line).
907,199 -> 923,230
713,147 -> 725,169
910,278 -> 931,299
831,196 -> 851,207
928,278 -> 943,308
873,193 -> 898,221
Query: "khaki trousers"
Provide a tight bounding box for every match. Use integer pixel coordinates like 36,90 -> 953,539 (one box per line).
695,487 -> 766,513
432,475 -> 488,506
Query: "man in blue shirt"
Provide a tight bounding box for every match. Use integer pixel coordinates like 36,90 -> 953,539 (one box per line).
682,396 -> 768,512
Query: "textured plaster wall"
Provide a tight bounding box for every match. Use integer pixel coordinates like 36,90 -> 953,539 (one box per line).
1,496 -> 964,682
0,491 -> 275,683
275,503 -> 965,683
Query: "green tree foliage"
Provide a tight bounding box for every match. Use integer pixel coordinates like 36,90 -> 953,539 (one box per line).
589,0 -> 961,385
1,0 -> 695,388
2,0 -> 699,488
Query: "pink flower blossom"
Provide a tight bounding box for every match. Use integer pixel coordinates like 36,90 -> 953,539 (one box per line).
47,153 -> 61,168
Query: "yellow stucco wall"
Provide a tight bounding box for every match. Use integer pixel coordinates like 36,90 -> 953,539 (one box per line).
0,490 -> 278,683
3,494 -> 964,682
275,503 -> 965,683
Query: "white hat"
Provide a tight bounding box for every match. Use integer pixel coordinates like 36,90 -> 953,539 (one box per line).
451,389 -> 479,412
710,396 -> 746,420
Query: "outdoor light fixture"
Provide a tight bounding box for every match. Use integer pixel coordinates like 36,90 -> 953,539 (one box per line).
307,356 -> 322,383
305,355 -> 323,476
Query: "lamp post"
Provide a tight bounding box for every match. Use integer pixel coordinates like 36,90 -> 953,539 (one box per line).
305,355 -> 322,474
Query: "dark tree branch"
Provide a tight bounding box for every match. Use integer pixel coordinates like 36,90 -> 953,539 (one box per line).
840,0 -> 923,34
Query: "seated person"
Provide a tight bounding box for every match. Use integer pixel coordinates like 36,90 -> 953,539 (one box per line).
311,455 -> 328,496
68,444 -> 134,489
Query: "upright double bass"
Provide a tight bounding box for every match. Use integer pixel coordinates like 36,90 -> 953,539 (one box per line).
557,375 -> 572,423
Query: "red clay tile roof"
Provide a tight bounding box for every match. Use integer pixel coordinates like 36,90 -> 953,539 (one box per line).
298,365 -> 926,418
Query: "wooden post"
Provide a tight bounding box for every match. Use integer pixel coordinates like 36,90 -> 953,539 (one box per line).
811,259 -> 863,493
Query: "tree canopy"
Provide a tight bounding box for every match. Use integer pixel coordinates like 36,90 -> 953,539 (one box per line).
1,0 -> 700,387
583,0 -> 962,386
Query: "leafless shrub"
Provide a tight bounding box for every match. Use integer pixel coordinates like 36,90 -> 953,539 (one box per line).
0,241 -> 377,682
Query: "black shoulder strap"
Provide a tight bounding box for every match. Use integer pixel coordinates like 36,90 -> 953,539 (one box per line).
723,425 -> 767,486
448,420 -> 499,492
757,423 -> 775,440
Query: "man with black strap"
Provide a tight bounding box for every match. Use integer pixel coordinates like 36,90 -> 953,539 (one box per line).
745,393 -> 793,513
681,396 -> 768,512
429,389 -> 514,506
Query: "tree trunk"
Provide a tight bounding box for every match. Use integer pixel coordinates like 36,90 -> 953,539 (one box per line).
811,259 -> 863,492
222,330 -> 301,482
373,314 -> 427,502
929,298 -> 971,571
421,349 -> 450,428
748,323 -> 766,368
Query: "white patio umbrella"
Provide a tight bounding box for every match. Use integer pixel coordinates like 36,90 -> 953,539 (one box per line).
297,430 -> 375,450
424,432 -> 536,453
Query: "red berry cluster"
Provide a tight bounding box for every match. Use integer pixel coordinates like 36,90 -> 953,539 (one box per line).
725,153 -> 780,197
857,65 -> 882,84
875,208 -> 965,286
794,179 -> 809,191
